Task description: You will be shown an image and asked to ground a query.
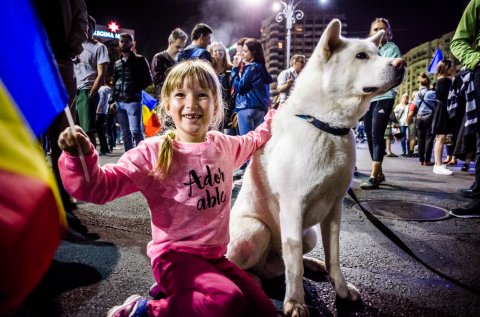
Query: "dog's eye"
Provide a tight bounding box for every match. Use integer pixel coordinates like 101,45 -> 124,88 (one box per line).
356,52 -> 368,60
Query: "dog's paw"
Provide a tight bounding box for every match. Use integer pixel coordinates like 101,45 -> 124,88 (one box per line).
302,256 -> 327,273
346,282 -> 361,301
283,300 -> 309,317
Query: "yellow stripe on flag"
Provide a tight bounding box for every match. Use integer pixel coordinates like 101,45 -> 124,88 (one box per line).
0,81 -> 65,219
0,80 -> 67,311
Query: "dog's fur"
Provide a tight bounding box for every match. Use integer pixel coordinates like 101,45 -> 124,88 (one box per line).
227,19 -> 405,317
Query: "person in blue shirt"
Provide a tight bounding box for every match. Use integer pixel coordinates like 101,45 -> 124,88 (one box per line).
231,38 -> 273,185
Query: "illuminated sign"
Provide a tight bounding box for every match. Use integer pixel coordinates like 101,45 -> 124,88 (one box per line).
108,21 -> 120,33
93,30 -> 121,39
93,24 -> 135,41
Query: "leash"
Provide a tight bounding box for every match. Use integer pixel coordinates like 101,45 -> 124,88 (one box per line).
347,187 -> 480,295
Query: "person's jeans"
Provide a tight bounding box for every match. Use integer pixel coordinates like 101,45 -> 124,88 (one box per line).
236,108 -> 266,170
416,116 -> 434,163
115,101 -> 144,151
400,125 -> 408,154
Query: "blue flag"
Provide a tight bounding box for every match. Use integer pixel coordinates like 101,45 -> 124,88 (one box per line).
428,48 -> 444,74
0,0 -> 68,137
142,90 -> 158,110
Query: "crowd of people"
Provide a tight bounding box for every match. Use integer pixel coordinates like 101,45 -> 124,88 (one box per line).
11,0 -> 479,315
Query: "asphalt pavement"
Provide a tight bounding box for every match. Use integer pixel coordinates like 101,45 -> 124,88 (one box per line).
9,140 -> 480,317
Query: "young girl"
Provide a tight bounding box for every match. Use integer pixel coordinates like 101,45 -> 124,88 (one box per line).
58,60 -> 278,317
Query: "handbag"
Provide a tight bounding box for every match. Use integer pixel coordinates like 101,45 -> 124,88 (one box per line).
393,127 -> 404,139
229,112 -> 238,129
415,91 -> 436,121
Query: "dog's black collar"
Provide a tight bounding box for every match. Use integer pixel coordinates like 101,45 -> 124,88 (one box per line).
295,114 -> 351,136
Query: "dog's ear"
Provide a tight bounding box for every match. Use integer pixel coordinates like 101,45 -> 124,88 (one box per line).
316,19 -> 342,61
368,30 -> 385,48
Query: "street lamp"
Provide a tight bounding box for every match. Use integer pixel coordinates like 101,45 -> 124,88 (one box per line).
275,0 -> 304,66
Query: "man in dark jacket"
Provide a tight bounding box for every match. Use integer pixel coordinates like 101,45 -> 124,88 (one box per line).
34,0 -> 88,223
177,23 -> 213,63
111,33 -> 152,152
151,28 -> 188,98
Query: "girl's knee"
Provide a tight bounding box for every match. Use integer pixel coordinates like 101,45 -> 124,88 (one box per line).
196,288 -> 246,317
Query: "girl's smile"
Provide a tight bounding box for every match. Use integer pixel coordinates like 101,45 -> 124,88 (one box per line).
167,82 -> 216,143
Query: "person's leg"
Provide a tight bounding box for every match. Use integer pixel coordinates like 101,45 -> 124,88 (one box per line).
126,101 -> 144,148
434,134 -> 446,166
363,103 -> 374,158
148,252 -> 246,317
107,111 -> 116,151
251,109 -> 266,131
237,109 -> 256,136
370,98 -> 394,176
408,123 -> 417,155
424,127 -> 435,163
417,121 -> 426,163
115,102 -> 133,151
76,89 -> 98,147
400,126 -> 408,155
385,136 -> 392,155
236,109 -> 259,172
215,257 -> 277,317
96,113 -> 110,154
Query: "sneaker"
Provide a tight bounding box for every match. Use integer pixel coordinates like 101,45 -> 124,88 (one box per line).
233,169 -> 244,179
424,161 -> 434,166
107,295 -> 148,317
450,206 -> 480,218
360,177 -> 379,190
233,179 -> 243,187
433,165 -> 453,175
461,163 -> 470,172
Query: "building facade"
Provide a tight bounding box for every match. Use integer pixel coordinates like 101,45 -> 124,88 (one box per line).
397,32 -> 457,99
260,12 -> 347,94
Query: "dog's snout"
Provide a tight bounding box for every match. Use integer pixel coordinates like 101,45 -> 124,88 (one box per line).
391,58 -> 406,69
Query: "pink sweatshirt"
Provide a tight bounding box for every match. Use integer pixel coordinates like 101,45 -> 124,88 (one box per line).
59,109 -> 275,265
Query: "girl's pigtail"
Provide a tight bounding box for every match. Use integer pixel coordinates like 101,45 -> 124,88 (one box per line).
151,130 -> 175,178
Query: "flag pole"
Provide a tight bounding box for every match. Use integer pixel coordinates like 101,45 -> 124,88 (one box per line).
64,105 -> 90,183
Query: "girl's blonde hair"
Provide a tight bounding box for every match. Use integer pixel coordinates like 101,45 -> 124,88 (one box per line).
208,41 -> 232,72
152,60 -> 224,177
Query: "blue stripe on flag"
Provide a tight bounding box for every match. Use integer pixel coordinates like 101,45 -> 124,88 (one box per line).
428,48 -> 444,74
0,0 -> 68,137
142,90 -> 158,110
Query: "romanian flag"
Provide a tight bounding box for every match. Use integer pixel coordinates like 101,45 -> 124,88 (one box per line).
0,0 -> 67,313
142,90 -> 161,137
428,48 -> 444,74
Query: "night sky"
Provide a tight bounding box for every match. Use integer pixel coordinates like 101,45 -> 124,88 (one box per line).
85,0 -> 470,62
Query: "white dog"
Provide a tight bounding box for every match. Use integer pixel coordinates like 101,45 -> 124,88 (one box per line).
227,19 -> 405,317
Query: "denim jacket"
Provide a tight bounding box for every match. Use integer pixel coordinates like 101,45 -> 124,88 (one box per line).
232,62 -> 273,112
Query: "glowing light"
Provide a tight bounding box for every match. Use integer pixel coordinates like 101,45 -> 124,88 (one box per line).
246,0 -> 266,5
107,21 -> 120,33
272,2 -> 282,11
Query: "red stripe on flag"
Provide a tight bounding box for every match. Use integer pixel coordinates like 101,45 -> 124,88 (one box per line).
0,169 -> 65,313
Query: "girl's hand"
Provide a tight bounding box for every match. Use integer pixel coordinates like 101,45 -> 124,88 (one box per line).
58,126 -> 93,156
233,54 -> 241,67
